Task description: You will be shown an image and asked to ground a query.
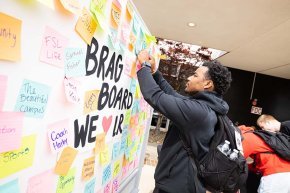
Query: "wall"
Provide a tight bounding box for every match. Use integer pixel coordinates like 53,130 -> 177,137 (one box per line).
0,0 -> 157,192
224,67 -> 290,126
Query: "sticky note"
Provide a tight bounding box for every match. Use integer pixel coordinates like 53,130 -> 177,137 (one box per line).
103,181 -> 111,193
89,0 -> 108,31
110,0 -> 121,30
113,159 -> 121,177
112,178 -> 119,193
0,13 -> 22,61
125,2 -> 133,23
112,142 -> 119,160
47,119 -> 70,154
94,132 -> 106,153
83,89 -> 100,114
54,147 -> 78,176
27,170 -> 55,193
0,179 -> 20,193
0,135 -> 36,178
64,48 -> 86,78
56,168 -> 76,193
84,177 -> 96,193
60,0 -> 82,14
0,112 -> 24,153
40,26 -> 69,68
75,8 -> 97,45
82,156 -> 95,181
102,164 -> 111,185
0,75 -> 8,110
64,77 -> 81,104
99,145 -> 110,166
14,79 -> 51,118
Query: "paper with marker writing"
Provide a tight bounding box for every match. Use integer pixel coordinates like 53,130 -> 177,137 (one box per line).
0,112 -> 24,153
64,77 -> 81,104
0,134 -> 36,179
94,132 -> 106,153
14,79 -> 51,118
90,0 -> 108,31
0,12 -> 22,61
0,75 -> 8,110
40,26 -> 69,68
47,119 -> 70,154
60,0 -> 82,15
56,167 -> 76,193
104,181 -> 111,193
75,8 -> 97,45
27,170 -> 55,193
83,89 -> 100,114
110,0 -> 121,30
54,146 -> 78,176
99,145 -> 110,166
112,178 -> 119,193
0,179 -> 20,193
82,156 -> 95,181
102,164 -> 111,185
84,177 -> 96,193
64,48 -> 86,78
113,159 -> 121,177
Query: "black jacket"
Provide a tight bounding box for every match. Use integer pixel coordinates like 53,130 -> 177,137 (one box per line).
137,67 -> 229,193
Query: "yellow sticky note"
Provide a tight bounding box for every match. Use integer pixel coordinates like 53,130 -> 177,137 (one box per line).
135,85 -> 141,99
54,147 -> 78,176
82,156 -> 95,181
0,135 -> 36,178
94,132 -> 106,154
113,159 -> 121,178
56,168 -> 76,193
37,0 -> 54,9
75,8 -> 97,45
99,145 -> 110,166
83,89 -> 100,114
144,34 -> 157,46
125,2 -> 133,23
0,13 -> 22,61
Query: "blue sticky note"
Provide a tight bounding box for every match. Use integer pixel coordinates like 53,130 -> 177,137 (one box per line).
132,17 -> 140,36
107,29 -> 121,51
120,129 -> 128,154
85,177 -> 96,193
129,78 -> 137,94
64,48 -> 86,78
131,100 -> 140,115
0,179 -> 20,193
14,79 -> 51,118
112,142 -> 120,160
102,164 -> 112,185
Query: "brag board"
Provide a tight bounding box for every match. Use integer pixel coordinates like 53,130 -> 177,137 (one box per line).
0,0 -> 158,192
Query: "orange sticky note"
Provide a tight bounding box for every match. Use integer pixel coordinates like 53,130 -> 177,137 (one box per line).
83,89 -> 100,114
94,132 -> 106,153
82,156 -> 95,181
60,0 -> 82,15
54,147 -> 78,176
110,0 -> 121,29
0,13 -> 22,61
125,2 -> 133,23
75,8 -> 97,45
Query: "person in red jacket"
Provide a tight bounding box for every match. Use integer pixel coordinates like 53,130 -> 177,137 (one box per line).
240,115 -> 290,193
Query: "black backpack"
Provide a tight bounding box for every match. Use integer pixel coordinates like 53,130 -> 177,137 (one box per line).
179,115 -> 248,193
251,130 -> 290,161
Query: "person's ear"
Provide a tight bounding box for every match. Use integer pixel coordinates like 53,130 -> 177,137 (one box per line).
204,80 -> 214,89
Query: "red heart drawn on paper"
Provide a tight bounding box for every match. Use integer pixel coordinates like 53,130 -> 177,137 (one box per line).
102,116 -> 113,133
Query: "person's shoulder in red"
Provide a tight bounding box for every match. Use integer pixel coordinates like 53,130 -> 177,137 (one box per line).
238,125 -> 271,158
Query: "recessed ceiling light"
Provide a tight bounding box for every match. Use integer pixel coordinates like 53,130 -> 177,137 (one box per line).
187,22 -> 196,27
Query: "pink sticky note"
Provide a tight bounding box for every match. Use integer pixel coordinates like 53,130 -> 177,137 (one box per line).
40,26 -> 69,68
0,112 -> 24,153
64,77 -> 81,104
27,170 -> 56,193
0,75 -> 8,110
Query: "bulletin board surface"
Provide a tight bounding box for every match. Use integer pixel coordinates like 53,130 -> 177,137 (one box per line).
0,0 -> 157,192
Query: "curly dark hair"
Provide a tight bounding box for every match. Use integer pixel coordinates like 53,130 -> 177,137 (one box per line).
202,60 -> 232,95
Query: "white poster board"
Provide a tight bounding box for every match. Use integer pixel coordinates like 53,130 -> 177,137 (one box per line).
0,0 -> 156,192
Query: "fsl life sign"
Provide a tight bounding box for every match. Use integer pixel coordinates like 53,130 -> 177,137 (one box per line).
73,37 -> 133,149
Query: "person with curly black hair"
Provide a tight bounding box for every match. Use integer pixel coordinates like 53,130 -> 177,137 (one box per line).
137,49 -> 232,193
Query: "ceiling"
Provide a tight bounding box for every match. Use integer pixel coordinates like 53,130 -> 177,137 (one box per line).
133,0 -> 290,79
